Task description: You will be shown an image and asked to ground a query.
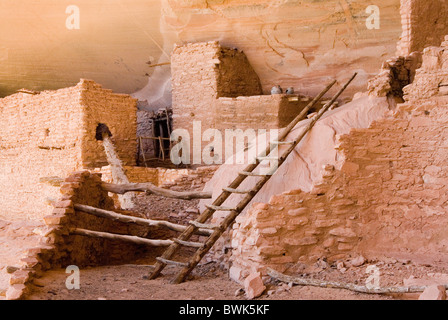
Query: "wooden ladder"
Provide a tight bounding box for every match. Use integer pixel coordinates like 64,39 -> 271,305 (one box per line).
149,73 -> 357,284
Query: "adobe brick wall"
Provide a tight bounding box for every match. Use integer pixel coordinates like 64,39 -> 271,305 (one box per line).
215,46 -> 263,98
230,41 -> 448,282
0,80 -> 137,221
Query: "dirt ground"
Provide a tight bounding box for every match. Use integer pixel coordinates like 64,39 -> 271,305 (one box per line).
23,250 -> 448,301
26,263 -> 393,301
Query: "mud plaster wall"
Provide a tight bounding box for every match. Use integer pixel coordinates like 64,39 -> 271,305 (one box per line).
230,94 -> 448,283
0,80 -> 137,221
397,0 -> 448,56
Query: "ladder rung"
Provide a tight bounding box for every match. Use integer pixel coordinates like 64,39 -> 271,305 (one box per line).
189,220 -> 221,230
205,204 -> 236,211
239,170 -> 275,177
156,257 -> 190,268
173,238 -> 205,248
271,140 -> 295,145
223,187 -> 253,194
257,157 -> 279,161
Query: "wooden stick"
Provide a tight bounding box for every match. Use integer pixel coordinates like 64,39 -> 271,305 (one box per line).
101,182 -> 212,200
74,204 -> 212,236
139,136 -> 171,141
267,268 -> 447,294
39,176 -> 212,200
70,228 -> 174,247
147,62 -> 171,68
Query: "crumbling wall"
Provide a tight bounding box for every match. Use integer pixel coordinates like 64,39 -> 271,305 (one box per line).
6,171 -> 152,300
0,86 -> 84,220
216,47 -> 263,98
99,165 -> 218,189
230,40 -> 448,282
45,171 -> 150,267
367,52 -> 422,98
403,36 -> 448,101
0,80 -> 137,220
397,0 -> 448,56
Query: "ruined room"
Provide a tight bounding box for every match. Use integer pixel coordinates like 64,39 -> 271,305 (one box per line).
2,0 -> 448,303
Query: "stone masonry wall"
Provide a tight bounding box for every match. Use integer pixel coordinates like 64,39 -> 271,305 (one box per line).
0,80 -> 137,221
216,47 -> 263,98
6,171 -> 150,300
230,97 -> 448,282
0,86 -> 84,221
367,52 -> 422,98
99,165 -> 218,189
80,80 -> 138,168
230,41 -> 448,282
214,95 -> 318,132
171,41 -> 223,136
397,0 -> 448,56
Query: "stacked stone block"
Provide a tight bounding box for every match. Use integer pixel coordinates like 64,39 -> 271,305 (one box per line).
0,79 -> 137,220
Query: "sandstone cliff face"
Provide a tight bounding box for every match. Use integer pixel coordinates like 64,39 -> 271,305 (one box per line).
136,0 -> 403,105
0,0 -> 402,104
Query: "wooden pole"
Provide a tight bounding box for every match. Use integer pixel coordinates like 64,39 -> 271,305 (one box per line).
101,182 -> 212,200
74,204 -> 212,236
70,228 -> 174,247
267,268 -> 448,294
40,177 -> 212,200
147,62 -> 171,68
